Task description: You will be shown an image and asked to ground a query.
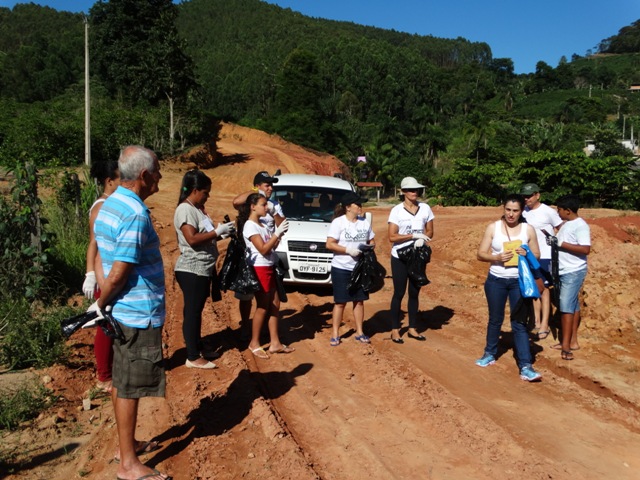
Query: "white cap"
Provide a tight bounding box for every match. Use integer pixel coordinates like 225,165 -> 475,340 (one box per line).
400,177 -> 424,190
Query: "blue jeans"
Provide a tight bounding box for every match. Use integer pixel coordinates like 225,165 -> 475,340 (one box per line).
483,274 -> 532,368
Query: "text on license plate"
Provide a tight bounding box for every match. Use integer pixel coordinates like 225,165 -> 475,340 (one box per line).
298,264 -> 327,274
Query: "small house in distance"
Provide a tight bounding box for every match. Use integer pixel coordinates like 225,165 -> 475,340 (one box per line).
629,84 -> 640,93
356,181 -> 383,202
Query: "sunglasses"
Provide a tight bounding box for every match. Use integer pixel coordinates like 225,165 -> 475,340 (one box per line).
402,188 -> 420,193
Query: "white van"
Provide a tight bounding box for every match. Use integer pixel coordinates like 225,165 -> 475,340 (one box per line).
271,173 -> 369,285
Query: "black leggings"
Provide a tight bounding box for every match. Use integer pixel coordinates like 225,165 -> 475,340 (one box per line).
390,256 -> 421,330
175,271 -> 211,361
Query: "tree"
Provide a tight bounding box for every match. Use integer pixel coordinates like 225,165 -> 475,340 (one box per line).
90,0 -> 196,108
270,48 -> 328,149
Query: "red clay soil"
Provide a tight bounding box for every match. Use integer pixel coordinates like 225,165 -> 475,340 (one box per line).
2,123 -> 640,480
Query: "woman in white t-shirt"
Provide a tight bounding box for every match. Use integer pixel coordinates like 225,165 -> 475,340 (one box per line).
475,194 -> 542,382
326,192 -> 375,346
387,177 -> 434,344
239,193 -> 292,359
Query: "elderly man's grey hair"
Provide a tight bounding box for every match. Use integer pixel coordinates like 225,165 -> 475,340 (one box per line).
118,145 -> 157,181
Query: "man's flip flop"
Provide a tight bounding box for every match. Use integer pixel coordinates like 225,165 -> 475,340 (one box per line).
117,468 -> 172,480
113,440 -> 160,463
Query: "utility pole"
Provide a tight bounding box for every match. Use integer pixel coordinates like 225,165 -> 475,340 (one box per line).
84,16 -> 91,167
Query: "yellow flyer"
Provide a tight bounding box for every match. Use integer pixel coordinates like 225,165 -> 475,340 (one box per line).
503,240 -> 522,267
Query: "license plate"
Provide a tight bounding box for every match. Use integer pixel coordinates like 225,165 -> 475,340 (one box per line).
298,264 -> 327,274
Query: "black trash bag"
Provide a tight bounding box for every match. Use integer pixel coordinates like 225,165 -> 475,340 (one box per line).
347,248 -> 386,294
60,311 -> 98,339
230,255 -> 261,296
542,229 -> 561,308
219,234 -> 243,292
396,243 -> 432,287
98,309 -> 126,341
511,297 -> 533,326
210,269 -> 222,302
275,261 -> 288,303
60,306 -> 125,342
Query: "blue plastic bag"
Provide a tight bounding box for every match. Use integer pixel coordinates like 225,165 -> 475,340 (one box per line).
518,253 -> 540,299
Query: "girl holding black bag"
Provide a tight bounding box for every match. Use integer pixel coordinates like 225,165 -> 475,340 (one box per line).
239,193 -> 293,360
387,177 -> 434,344
326,192 -> 375,347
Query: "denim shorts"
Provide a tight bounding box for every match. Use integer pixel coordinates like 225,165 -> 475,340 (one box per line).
559,268 -> 587,313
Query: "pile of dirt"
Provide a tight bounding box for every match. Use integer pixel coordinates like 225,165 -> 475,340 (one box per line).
2,123 -> 640,480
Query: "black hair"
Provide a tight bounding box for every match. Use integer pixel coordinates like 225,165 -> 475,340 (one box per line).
237,192 -> 264,234
502,193 -> 527,224
177,169 -> 212,206
556,194 -> 580,213
89,159 -> 119,186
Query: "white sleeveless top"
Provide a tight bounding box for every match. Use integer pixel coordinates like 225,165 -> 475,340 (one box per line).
488,220 -> 530,279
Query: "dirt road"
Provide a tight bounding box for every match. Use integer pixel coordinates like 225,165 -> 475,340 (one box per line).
4,124 -> 640,480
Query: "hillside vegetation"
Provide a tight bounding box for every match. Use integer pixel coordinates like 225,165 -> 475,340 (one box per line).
0,0 -> 639,208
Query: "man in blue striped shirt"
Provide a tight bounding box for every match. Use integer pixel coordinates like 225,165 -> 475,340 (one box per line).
90,145 -> 170,480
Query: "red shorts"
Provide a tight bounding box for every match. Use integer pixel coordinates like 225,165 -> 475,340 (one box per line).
253,266 -> 275,293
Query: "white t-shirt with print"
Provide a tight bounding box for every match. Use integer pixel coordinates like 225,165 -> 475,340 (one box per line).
258,189 -> 284,234
243,219 -> 277,267
523,203 -> 562,260
557,217 -> 590,274
387,203 -> 435,258
327,215 -> 375,271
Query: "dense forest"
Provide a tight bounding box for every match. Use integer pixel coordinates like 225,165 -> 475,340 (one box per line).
1,0 -> 640,208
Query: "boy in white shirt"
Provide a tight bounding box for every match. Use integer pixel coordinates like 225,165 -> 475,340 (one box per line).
551,195 -> 591,360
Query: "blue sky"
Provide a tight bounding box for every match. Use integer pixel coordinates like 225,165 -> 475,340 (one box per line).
1,0 -> 639,73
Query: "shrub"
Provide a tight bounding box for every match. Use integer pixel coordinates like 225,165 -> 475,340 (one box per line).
0,380 -> 54,431
0,299 -> 72,370
0,162 -> 49,301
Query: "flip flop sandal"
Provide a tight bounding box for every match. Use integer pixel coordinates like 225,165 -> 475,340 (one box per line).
354,335 -> 371,344
269,344 -> 295,354
537,330 -> 550,340
561,350 -> 574,361
250,347 -> 270,359
330,337 -> 341,347
117,468 -> 172,480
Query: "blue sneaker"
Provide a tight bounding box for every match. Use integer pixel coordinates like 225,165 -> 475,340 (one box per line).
475,353 -> 496,367
520,365 -> 542,382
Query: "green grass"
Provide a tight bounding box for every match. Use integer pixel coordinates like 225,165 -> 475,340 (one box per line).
0,380 -> 54,431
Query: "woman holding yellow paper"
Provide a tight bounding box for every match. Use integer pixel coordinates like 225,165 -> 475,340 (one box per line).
475,194 -> 542,382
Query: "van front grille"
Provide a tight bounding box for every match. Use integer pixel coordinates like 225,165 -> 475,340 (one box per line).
287,241 -> 331,254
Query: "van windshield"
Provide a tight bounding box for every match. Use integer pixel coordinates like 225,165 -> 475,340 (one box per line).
272,186 -> 350,222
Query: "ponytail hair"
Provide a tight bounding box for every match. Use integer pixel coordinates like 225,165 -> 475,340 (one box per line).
237,192 -> 264,234
332,203 -> 346,220
178,169 -> 212,206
